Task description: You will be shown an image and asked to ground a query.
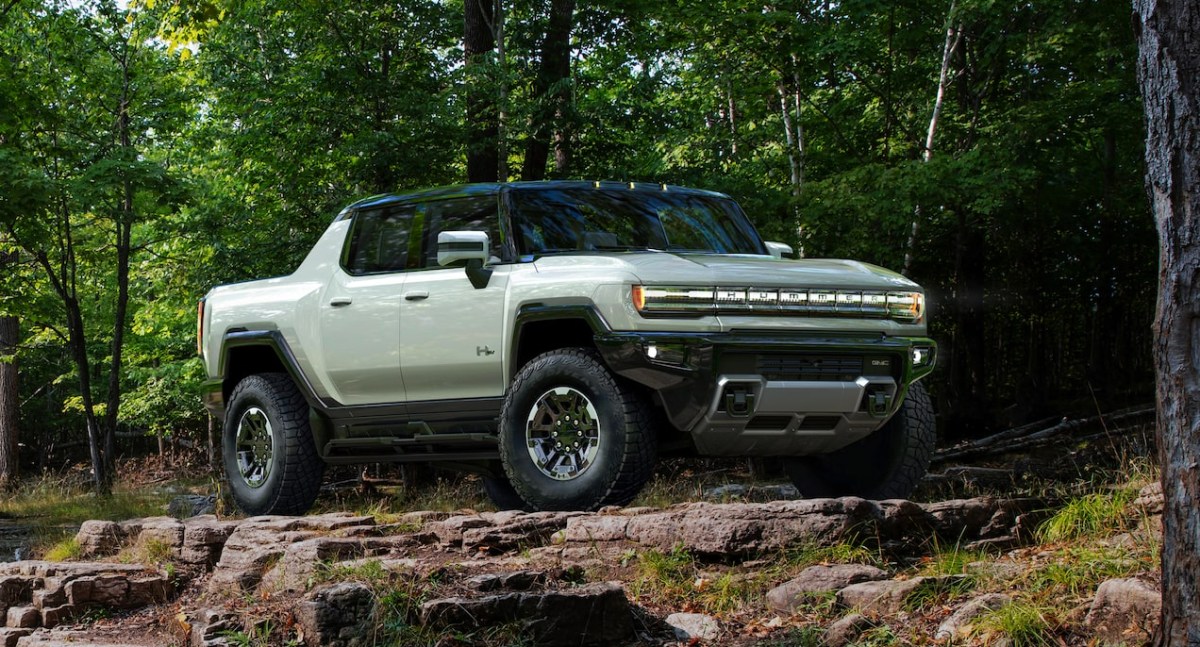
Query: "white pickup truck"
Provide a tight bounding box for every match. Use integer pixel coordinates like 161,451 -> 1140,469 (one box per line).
199,181 -> 937,515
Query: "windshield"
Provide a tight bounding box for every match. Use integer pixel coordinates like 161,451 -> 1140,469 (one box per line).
508,187 -> 766,257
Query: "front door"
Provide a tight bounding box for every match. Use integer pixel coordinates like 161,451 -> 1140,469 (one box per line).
399,195 -> 508,402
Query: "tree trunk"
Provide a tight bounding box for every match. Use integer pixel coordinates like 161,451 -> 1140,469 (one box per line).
1134,0 -> 1200,644
0,250 -> 18,490
902,1 -> 960,277
103,55 -> 134,475
778,81 -> 802,198
521,0 -> 575,181
494,0 -> 509,181
464,0 -> 498,182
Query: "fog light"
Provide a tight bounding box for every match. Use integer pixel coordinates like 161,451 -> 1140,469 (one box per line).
912,346 -> 933,367
644,341 -> 686,366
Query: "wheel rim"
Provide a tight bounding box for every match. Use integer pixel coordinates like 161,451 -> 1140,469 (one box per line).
525,386 -> 601,480
235,407 -> 274,489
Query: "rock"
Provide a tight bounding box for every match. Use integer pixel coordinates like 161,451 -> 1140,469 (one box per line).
560,497 -> 1039,557
702,483 -> 799,501
836,576 -> 967,616
180,516 -> 239,568
420,582 -> 634,647
169,495 -> 218,519
1133,482 -> 1163,515
965,561 -> 1025,582
188,608 -> 239,647
5,606 -> 38,628
466,571 -> 547,592
7,630 -> 145,646
296,582 -> 375,647
121,516 -> 185,554
1084,577 -> 1160,644
460,512 -> 583,552
0,627 -> 32,647
767,564 -> 888,614
665,612 -> 720,642
824,613 -> 875,647
0,562 -> 170,630
0,576 -> 32,608
935,593 -> 1011,641
207,514 -> 375,593
74,522 -> 124,559
426,515 -> 493,545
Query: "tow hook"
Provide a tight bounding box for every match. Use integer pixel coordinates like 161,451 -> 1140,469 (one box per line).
867,388 -> 892,417
724,387 -> 755,417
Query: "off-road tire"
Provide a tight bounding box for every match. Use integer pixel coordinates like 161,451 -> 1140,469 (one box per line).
498,348 -> 657,511
223,373 -> 325,515
784,382 -> 935,500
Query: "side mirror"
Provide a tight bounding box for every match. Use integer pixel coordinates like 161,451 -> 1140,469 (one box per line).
765,241 -> 795,259
438,230 -> 490,267
438,230 -> 492,289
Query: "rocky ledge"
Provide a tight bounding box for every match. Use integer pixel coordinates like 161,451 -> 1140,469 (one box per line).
0,488 -> 1164,646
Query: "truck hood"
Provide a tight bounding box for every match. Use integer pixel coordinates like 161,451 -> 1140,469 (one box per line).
535,252 -> 921,291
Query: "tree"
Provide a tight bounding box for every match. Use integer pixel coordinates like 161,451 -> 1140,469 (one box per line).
0,249 -> 16,489
465,0 -> 500,182
1134,0 -> 1200,643
0,1 -> 189,492
520,0 -> 575,180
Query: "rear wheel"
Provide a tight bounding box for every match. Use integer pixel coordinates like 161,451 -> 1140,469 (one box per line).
784,382 -> 935,500
223,373 -> 325,515
498,348 -> 657,511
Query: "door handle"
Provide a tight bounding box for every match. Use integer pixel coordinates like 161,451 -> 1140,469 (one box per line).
329,297 -> 353,307
404,291 -> 429,301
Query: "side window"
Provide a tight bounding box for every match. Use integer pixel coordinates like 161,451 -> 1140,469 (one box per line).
342,204 -> 417,275
419,196 -> 505,268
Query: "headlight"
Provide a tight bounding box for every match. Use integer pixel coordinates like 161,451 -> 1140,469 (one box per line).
632,285 -> 924,323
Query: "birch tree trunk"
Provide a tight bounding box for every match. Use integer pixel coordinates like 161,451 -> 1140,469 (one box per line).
1134,0 -> 1200,644
902,1 -> 959,277
494,0 -> 508,181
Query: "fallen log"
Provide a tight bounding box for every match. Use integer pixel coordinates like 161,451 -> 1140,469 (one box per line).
933,405 -> 1154,464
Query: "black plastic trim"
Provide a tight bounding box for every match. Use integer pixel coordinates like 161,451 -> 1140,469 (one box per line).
509,302 -> 611,377
595,331 -> 937,433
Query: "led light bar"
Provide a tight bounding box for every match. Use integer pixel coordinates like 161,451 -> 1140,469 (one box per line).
632,285 -> 925,322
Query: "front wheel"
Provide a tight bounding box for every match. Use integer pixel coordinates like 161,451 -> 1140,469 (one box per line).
223,373 -> 325,515
783,382 -> 935,500
498,348 -> 657,511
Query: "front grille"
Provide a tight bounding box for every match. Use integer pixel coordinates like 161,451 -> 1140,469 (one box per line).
757,355 -> 863,382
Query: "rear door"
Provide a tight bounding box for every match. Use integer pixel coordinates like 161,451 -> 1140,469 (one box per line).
398,195 -> 509,402
316,203 -> 416,406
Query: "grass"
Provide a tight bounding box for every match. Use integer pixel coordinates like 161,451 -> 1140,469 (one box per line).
1037,489 -> 1136,543
313,475 -> 493,522
0,473 -> 173,558
43,537 -> 83,562
978,601 -> 1058,647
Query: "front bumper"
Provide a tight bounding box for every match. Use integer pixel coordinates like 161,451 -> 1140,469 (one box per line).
595,331 -> 936,456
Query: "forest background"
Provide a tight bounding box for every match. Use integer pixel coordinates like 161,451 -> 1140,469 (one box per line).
0,0 -> 1157,488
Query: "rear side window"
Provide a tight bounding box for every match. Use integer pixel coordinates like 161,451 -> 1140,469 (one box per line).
342,204 -> 417,274
417,196 -> 505,268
